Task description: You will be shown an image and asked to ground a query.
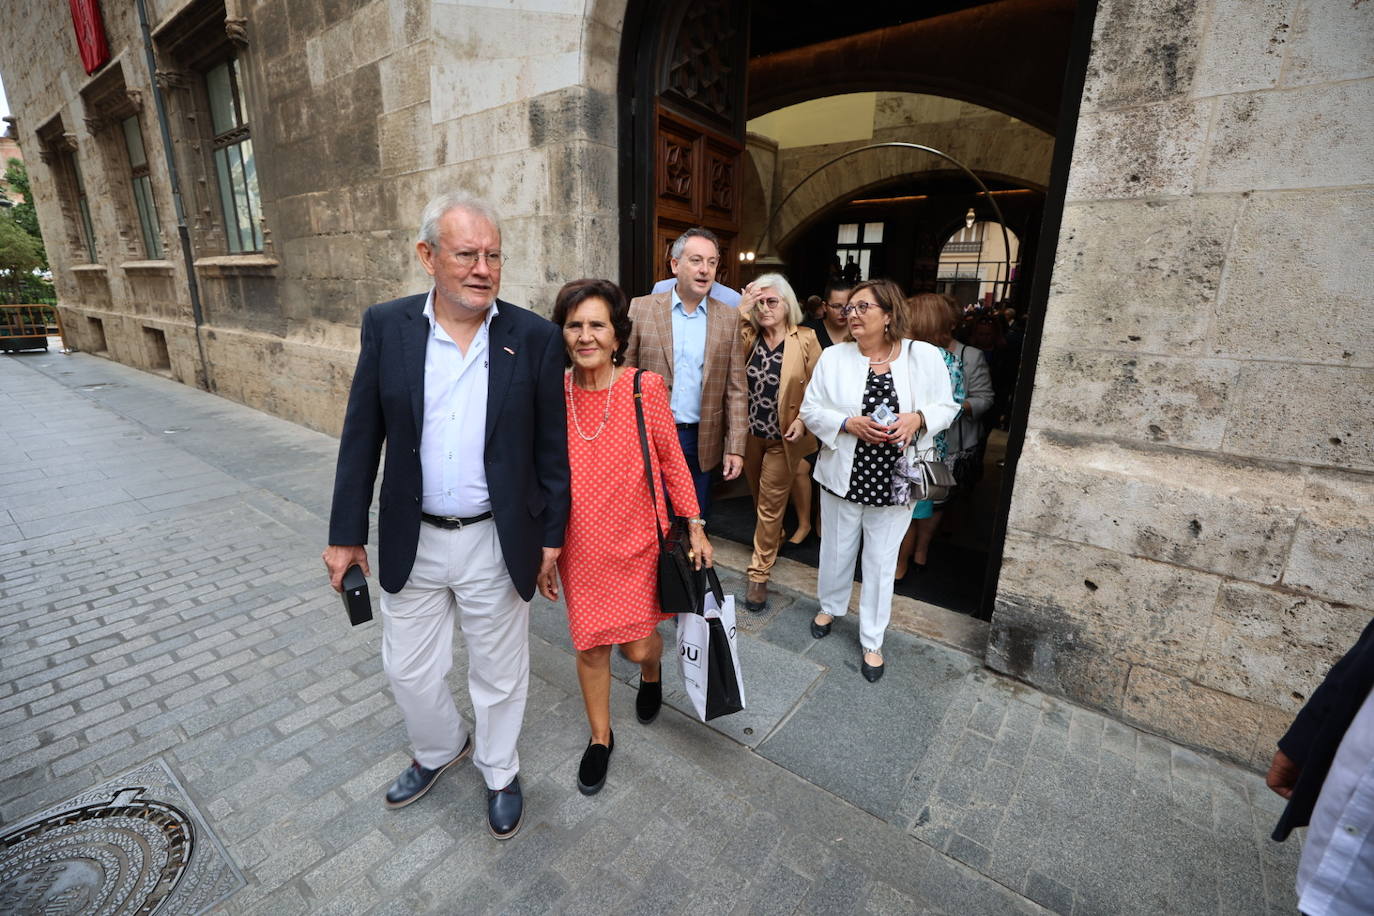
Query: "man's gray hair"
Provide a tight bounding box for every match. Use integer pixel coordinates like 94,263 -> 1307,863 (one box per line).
670,226 -> 720,260
416,193 -> 502,247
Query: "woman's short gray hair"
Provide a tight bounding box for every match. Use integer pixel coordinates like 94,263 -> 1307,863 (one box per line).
417,193 -> 502,247
747,272 -> 804,330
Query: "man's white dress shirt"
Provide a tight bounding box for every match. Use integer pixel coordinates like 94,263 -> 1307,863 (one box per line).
1298,687 -> 1374,916
668,285 -> 710,425
419,290 -> 493,517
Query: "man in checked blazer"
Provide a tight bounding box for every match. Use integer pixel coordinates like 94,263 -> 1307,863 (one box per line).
624,227 -> 748,516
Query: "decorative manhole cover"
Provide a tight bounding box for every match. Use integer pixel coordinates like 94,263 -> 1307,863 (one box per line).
0,760 -> 243,915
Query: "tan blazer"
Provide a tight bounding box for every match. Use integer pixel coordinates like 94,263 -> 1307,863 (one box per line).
741,320 -> 822,469
625,291 -> 747,471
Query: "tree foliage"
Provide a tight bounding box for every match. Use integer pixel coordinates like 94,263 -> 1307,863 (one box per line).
2,158 -> 48,270
0,216 -> 43,275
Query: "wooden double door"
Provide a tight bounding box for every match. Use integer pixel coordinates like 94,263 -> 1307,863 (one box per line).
621,1 -> 749,293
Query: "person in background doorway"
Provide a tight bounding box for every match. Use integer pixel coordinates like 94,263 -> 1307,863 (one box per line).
799,279 -> 958,682
804,294 -> 825,323
794,279 -> 854,542
803,279 -> 853,350
625,228 -> 747,518
736,273 -> 821,613
897,293 -> 994,578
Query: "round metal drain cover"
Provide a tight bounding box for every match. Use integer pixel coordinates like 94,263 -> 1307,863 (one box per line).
0,789 -> 194,915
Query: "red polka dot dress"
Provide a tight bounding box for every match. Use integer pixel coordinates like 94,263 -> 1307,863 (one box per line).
557,369 -> 700,651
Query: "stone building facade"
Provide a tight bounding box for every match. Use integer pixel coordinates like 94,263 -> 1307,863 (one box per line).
0,0 -> 1369,769
988,0 -> 1374,768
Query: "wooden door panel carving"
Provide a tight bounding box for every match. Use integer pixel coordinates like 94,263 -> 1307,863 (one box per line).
623,0 -> 748,293
653,105 -> 742,286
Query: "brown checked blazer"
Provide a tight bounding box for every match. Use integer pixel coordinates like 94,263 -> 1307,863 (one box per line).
624,291 -> 748,471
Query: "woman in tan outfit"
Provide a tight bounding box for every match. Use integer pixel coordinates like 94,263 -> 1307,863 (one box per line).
737,272 -> 822,613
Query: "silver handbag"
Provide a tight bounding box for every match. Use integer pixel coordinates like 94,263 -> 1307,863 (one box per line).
891,452 -> 956,504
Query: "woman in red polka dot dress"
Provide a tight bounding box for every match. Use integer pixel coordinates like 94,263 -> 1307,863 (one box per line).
538,278 -> 713,797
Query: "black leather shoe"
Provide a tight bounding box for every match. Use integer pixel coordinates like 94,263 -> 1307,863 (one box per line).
636,678 -> 662,724
810,614 -> 833,639
487,775 -> 524,840
861,654 -> 885,683
577,732 -> 614,796
385,735 -> 471,808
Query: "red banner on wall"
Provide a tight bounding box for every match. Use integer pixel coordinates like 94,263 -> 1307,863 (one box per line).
69,0 -> 111,75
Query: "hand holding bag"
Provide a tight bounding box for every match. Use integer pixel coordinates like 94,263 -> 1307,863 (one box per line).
632,370 -> 699,615
675,567 -> 746,721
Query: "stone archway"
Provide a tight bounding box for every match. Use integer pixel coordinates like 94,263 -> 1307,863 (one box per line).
744,94 -> 1054,252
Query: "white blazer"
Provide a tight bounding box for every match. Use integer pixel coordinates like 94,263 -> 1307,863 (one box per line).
800,339 -> 960,497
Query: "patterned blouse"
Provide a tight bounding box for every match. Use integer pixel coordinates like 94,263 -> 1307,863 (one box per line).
844,369 -> 900,506
746,337 -> 784,439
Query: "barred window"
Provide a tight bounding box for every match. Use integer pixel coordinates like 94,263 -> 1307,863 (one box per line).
206,58 -> 262,253
121,116 -> 163,259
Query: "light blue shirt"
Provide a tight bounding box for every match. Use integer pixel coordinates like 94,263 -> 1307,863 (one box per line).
419,290 -> 494,517
652,277 -> 741,307
1297,687 -> 1374,916
669,286 -> 708,424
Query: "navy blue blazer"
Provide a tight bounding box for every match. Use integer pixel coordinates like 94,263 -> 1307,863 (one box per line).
328,293 -> 570,599
1273,615 -> 1374,841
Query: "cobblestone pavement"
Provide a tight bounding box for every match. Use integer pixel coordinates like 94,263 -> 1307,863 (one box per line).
0,351 -> 1300,914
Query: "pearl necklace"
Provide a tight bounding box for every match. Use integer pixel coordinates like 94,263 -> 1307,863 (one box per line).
864,341 -> 900,365
566,367 -> 617,441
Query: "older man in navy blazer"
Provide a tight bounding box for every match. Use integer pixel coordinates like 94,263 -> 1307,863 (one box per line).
324,193 -> 568,839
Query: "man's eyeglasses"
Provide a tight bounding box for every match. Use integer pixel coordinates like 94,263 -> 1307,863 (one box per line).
840,301 -> 878,317
448,249 -> 507,269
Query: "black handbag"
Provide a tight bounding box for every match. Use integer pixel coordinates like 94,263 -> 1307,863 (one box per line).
632,370 -> 699,615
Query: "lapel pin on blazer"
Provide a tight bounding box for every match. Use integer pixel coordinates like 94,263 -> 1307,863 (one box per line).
503,346 -> 515,355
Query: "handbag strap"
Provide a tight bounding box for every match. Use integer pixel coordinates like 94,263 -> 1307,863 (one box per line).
698,565 -> 725,607
632,370 -> 670,548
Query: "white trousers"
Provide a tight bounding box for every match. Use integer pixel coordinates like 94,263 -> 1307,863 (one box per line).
379,519 -> 528,789
817,488 -> 911,651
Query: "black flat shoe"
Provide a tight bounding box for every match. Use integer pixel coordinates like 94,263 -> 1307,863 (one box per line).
810,614 -> 832,639
636,678 -> 662,724
487,775 -> 524,839
577,732 -> 614,795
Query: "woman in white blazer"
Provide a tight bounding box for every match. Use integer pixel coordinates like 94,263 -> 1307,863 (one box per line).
799,279 -> 960,681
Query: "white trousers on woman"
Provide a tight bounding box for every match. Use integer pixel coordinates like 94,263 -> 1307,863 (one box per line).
379,519 -> 528,790
817,488 -> 912,651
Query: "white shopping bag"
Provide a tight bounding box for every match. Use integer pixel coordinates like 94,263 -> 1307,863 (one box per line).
675,570 -> 746,722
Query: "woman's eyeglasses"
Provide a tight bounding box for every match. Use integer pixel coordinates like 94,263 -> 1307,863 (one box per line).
840,302 -> 878,317
753,298 -> 784,311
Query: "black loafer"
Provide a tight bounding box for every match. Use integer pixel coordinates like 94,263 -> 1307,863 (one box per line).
384,735 -> 471,808
861,658 -> 885,683
636,678 -> 662,724
810,615 -> 832,639
487,775 -> 524,840
576,732 -> 614,796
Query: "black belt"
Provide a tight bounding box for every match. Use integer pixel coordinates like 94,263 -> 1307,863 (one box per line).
675,422 -> 698,430
421,511 -> 493,530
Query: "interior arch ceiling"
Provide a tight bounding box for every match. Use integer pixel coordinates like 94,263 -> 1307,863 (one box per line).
748,0 -> 1077,133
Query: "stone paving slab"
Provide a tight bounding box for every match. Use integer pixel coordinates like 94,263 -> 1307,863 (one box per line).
0,351 -> 1302,915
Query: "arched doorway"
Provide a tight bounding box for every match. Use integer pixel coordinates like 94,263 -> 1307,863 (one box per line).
618,0 -> 1095,621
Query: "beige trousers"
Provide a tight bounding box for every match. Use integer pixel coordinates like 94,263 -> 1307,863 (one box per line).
744,434 -> 793,582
